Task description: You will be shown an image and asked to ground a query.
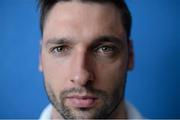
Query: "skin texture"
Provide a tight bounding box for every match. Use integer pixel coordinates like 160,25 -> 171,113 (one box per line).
39,1 -> 134,119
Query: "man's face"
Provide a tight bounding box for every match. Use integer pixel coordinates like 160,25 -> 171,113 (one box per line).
39,1 -> 133,119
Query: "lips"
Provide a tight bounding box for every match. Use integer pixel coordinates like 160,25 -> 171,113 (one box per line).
66,95 -> 98,108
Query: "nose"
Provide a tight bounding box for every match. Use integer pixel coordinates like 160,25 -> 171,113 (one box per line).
70,49 -> 94,86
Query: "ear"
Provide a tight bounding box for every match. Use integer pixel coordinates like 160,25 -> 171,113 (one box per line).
38,40 -> 43,72
127,39 -> 134,70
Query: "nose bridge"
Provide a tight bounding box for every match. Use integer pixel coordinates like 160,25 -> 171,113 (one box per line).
70,47 -> 93,86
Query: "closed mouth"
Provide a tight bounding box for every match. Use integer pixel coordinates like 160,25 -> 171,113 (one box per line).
66,95 -> 98,109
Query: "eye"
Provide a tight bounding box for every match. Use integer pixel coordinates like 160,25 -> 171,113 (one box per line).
95,45 -> 116,56
98,46 -> 113,53
50,45 -> 70,56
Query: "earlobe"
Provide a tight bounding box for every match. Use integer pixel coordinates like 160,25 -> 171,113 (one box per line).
127,40 -> 134,70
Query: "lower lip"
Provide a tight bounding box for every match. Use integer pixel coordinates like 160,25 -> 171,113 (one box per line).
66,97 -> 97,108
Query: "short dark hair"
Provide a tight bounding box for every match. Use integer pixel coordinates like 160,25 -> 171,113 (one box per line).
38,0 -> 132,38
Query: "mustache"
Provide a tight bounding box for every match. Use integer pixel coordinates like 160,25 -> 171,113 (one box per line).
59,87 -> 109,100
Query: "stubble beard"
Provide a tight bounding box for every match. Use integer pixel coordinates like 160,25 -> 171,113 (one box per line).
45,83 -> 124,119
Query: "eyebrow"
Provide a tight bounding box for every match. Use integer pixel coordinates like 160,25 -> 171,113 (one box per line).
45,37 -> 73,47
91,35 -> 125,47
44,35 -> 125,48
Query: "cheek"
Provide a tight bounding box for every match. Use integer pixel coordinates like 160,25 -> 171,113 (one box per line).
94,59 -> 127,95
41,54 -> 71,95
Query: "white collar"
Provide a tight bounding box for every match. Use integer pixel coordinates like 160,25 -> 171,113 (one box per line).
39,101 -> 143,119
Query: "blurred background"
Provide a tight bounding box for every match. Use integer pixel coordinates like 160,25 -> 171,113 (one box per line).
0,0 -> 179,118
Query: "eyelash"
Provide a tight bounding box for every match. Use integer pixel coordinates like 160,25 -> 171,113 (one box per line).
95,45 -> 117,56
49,44 -> 119,57
50,45 -> 69,55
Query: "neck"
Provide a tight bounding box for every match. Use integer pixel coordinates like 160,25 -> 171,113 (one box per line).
51,108 -> 63,119
109,100 -> 128,119
51,100 -> 127,119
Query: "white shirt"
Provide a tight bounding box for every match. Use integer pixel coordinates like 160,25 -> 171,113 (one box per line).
39,101 -> 143,119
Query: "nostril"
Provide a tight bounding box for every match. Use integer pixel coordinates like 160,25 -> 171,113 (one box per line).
70,71 -> 94,86
70,79 -> 74,83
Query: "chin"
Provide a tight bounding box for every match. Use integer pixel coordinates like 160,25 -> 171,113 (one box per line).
62,106 -> 103,119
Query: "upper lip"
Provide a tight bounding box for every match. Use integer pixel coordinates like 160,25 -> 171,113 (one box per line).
66,95 -> 98,99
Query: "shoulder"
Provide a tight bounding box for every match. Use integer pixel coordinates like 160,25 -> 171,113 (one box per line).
125,101 -> 144,119
39,104 -> 52,120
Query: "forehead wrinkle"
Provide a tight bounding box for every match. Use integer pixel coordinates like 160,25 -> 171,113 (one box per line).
43,0 -> 119,25
43,1 -> 123,31
43,1 -> 125,48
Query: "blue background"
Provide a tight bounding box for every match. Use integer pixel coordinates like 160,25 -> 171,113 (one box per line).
0,0 -> 179,119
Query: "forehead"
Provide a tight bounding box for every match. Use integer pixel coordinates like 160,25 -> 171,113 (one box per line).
43,1 -> 125,43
